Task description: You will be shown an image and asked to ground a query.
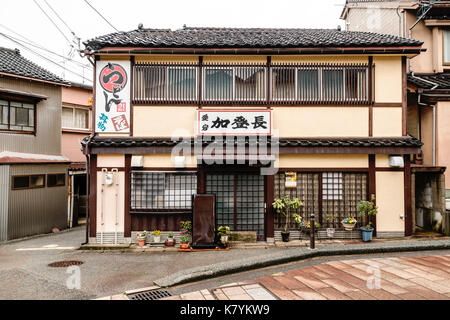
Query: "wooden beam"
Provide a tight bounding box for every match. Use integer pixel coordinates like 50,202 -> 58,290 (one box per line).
369,154 -> 377,236
402,56 -> 407,136
124,154 -> 132,238
89,155 -> 97,238
404,154 -> 412,236
265,174 -> 275,239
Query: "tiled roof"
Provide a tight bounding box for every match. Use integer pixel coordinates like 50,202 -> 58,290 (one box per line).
0,47 -> 67,85
407,73 -> 450,90
83,136 -> 422,149
84,27 -> 423,51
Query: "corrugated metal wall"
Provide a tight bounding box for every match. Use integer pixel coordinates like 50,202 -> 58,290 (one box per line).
0,77 -> 62,155
0,165 -> 9,242
7,164 -> 68,240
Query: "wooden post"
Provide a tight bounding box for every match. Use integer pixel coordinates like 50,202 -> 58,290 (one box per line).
404,154 -> 412,236
265,174 -> 275,239
369,154 -> 377,236
124,154 -> 132,238
89,154 -> 97,238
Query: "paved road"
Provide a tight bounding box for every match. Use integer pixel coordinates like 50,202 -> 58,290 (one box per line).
165,252 -> 450,300
0,227 -> 286,300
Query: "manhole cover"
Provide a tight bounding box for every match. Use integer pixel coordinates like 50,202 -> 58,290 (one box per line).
128,289 -> 172,300
48,260 -> 84,268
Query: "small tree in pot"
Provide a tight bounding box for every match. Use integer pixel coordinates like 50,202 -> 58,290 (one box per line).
273,196 -> 303,242
357,194 -> 378,242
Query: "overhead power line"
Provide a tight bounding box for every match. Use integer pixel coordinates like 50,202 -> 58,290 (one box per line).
33,0 -> 74,47
0,25 -> 92,70
43,0 -> 76,36
83,0 -> 119,32
0,32 -> 92,83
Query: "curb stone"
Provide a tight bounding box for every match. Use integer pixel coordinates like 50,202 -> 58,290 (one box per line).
153,239 -> 450,288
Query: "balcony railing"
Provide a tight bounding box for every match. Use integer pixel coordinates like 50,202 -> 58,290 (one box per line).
132,63 -> 371,105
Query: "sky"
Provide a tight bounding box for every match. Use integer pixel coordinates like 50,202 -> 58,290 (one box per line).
0,0 -> 347,85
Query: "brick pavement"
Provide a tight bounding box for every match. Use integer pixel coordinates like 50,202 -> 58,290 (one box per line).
162,254 -> 450,300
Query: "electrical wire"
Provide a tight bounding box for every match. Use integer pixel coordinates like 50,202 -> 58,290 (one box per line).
0,28 -> 92,70
83,0 -> 119,32
33,0 -> 74,47
43,0 -> 76,36
1,32 -> 92,83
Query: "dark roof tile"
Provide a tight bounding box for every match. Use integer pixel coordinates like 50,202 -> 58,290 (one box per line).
407,73 -> 450,90
0,47 -> 67,85
82,136 -> 423,150
85,27 -> 423,51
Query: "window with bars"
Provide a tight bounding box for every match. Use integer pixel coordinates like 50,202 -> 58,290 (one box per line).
274,172 -> 367,229
203,66 -> 267,103
131,172 -> 197,210
133,65 -> 198,103
271,65 -> 368,104
0,99 -> 35,133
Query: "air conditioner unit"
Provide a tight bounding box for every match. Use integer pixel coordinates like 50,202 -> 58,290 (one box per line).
389,156 -> 404,168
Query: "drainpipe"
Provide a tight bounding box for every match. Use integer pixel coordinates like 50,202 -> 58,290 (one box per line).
411,73 -> 439,166
408,3 -> 434,72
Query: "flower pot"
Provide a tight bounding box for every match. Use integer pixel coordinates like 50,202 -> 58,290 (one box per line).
165,238 -> 176,247
153,236 -> 161,243
281,231 -> 290,242
180,242 -> 190,250
220,235 -> 229,243
137,238 -> 146,247
360,227 -> 374,242
342,222 -> 356,231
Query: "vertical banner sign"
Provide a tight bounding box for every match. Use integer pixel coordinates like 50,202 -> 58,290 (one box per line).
95,60 -> 131,133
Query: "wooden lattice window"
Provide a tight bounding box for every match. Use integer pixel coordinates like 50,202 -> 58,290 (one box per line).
274,172 -> 368,229
131,172 -> 197,211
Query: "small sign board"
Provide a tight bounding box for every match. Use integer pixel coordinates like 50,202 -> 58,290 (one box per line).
285,172 -> 297,188
197,110 -> 272,135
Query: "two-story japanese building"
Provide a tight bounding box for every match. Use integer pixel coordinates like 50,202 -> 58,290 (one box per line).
82,27 -> 424,245
0,47 -> 69,241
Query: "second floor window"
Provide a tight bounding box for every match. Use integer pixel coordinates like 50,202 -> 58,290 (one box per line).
203,66 -> 267,103
272,65 -> 368,103
134,65 -> 198,103
62,106 -> 90,130
132,63 -> 369,104
0,99 -> 35,133
444,30 -> 450,65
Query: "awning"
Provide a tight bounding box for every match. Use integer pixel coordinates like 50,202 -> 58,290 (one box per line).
0,151 -> 70,164
0,87 -> 48,100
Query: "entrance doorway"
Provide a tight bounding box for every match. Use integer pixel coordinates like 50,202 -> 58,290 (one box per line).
206,173 -> 265,241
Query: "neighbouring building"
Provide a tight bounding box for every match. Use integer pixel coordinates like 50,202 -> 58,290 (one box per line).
341,0 -> 450,235
82,26 -> 424,245
0,47 -> 70,242
62,82 -> 93,227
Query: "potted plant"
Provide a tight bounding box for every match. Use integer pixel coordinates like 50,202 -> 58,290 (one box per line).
341,217 -> 357,231
179,220 -> 192,249
136,231 -> 148,247
273,196 -> 303,242
165,232 -> 176,247
151,230 -> 162,243
179,232 -> 191,249
357,194 -> 378,242
217,226 -> 230,244
300,220 -> 321,236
